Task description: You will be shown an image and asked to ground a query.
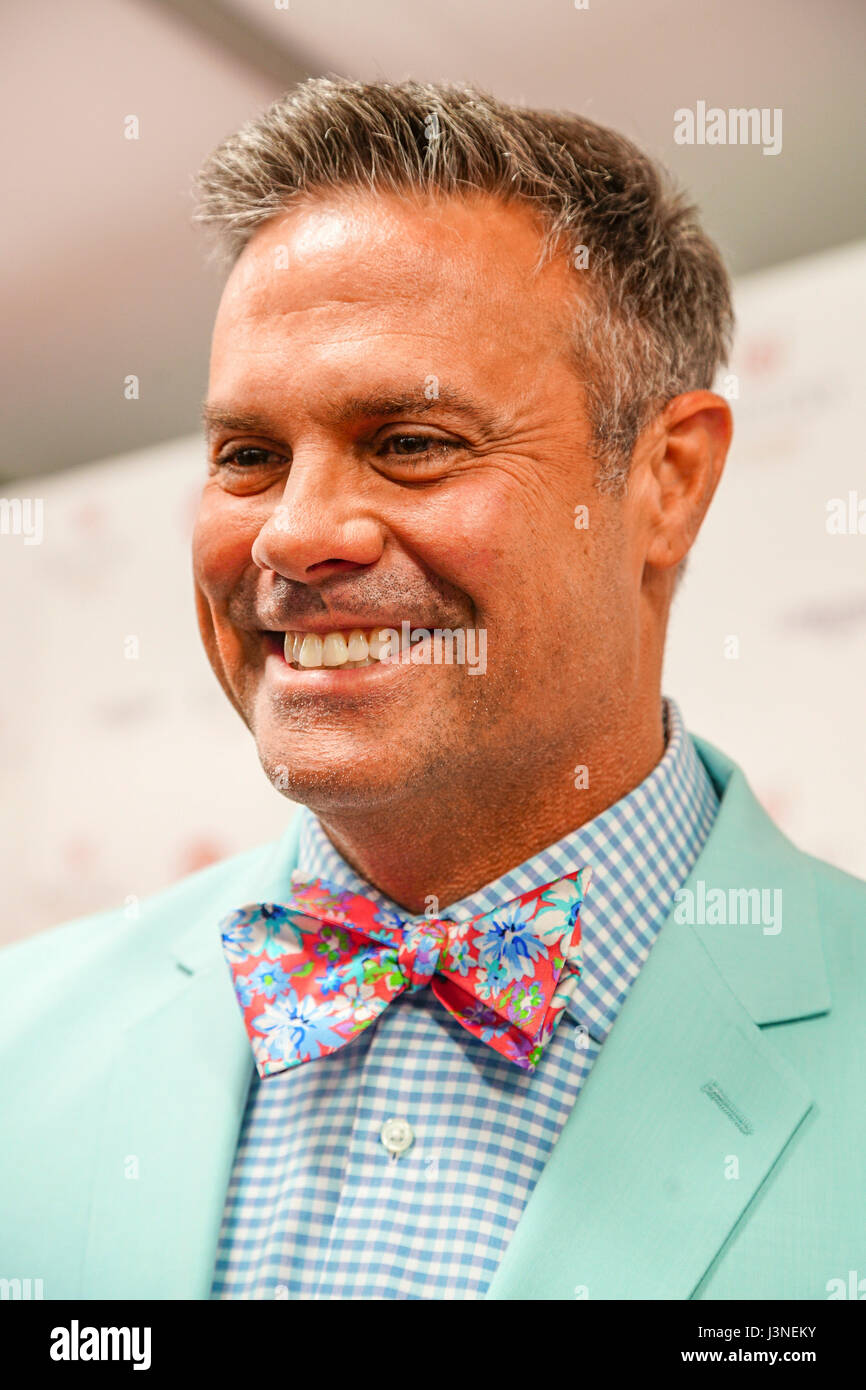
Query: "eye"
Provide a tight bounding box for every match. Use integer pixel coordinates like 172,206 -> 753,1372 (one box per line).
217,446 -> 286,470
376,433 -> 461,462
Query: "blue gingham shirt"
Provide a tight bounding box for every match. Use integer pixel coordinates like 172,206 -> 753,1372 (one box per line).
211,697 -> 718,1299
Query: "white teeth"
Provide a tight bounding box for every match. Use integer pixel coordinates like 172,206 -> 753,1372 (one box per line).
346,628 -> 369,661
367,628 -> 391,660
298,634 -> 324,668
322,633 -> 349,667
282,626 -> 396,670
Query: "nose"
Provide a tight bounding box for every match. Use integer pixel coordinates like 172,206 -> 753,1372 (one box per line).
250,452 -> 385,582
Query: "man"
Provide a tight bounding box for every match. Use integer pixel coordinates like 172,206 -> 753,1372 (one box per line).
1,78 -> 863,1302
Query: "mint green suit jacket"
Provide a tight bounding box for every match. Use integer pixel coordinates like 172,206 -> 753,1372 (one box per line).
1,738 -> 863,1300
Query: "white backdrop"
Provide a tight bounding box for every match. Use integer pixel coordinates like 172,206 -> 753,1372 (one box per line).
3,240 -> 864,944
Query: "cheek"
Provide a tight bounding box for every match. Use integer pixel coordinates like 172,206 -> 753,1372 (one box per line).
402,475 -> 574,623
192,489 -> 257,606
395,483 -> 522,605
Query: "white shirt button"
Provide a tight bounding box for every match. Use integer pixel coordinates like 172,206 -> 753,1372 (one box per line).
380,1117 -> 414,1158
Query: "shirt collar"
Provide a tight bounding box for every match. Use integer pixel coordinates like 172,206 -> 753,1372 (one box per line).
295,697 -> 719,1044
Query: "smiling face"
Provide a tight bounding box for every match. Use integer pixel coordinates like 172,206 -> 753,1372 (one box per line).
194,189 -> 653,817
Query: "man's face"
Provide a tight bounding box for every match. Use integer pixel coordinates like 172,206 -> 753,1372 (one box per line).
194,190 -> 645,812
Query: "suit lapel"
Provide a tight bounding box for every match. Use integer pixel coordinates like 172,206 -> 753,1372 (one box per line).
688,737 -> 830,1023
81,815 -> 303,1298
486,739 -> 829,1300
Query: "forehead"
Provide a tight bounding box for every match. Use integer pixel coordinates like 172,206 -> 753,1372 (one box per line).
209,190 -> 577,396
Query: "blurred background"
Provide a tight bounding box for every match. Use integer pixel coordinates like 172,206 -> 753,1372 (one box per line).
2,0 -> 865,942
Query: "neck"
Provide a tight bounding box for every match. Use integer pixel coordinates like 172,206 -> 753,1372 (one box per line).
316,699 -> 667,914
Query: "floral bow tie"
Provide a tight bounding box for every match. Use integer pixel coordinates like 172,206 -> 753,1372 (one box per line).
220,867 -> 591,1076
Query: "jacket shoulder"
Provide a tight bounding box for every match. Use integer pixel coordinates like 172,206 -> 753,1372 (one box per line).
696,732 -> 866,929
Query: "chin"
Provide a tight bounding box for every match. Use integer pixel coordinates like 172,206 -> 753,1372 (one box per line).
255,742 -> 410,813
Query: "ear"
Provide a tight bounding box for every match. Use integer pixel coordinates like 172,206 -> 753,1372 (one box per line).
638,391 -> 733,572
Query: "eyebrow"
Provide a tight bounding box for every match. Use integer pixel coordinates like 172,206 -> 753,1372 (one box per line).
201,404 -> 276,437
201,387 -> 513,441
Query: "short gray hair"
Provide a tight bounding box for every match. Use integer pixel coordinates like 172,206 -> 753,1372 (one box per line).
194,77 -> 734,492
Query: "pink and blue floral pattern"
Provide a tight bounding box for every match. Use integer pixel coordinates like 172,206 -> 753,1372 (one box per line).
220,867 -> 591,1077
